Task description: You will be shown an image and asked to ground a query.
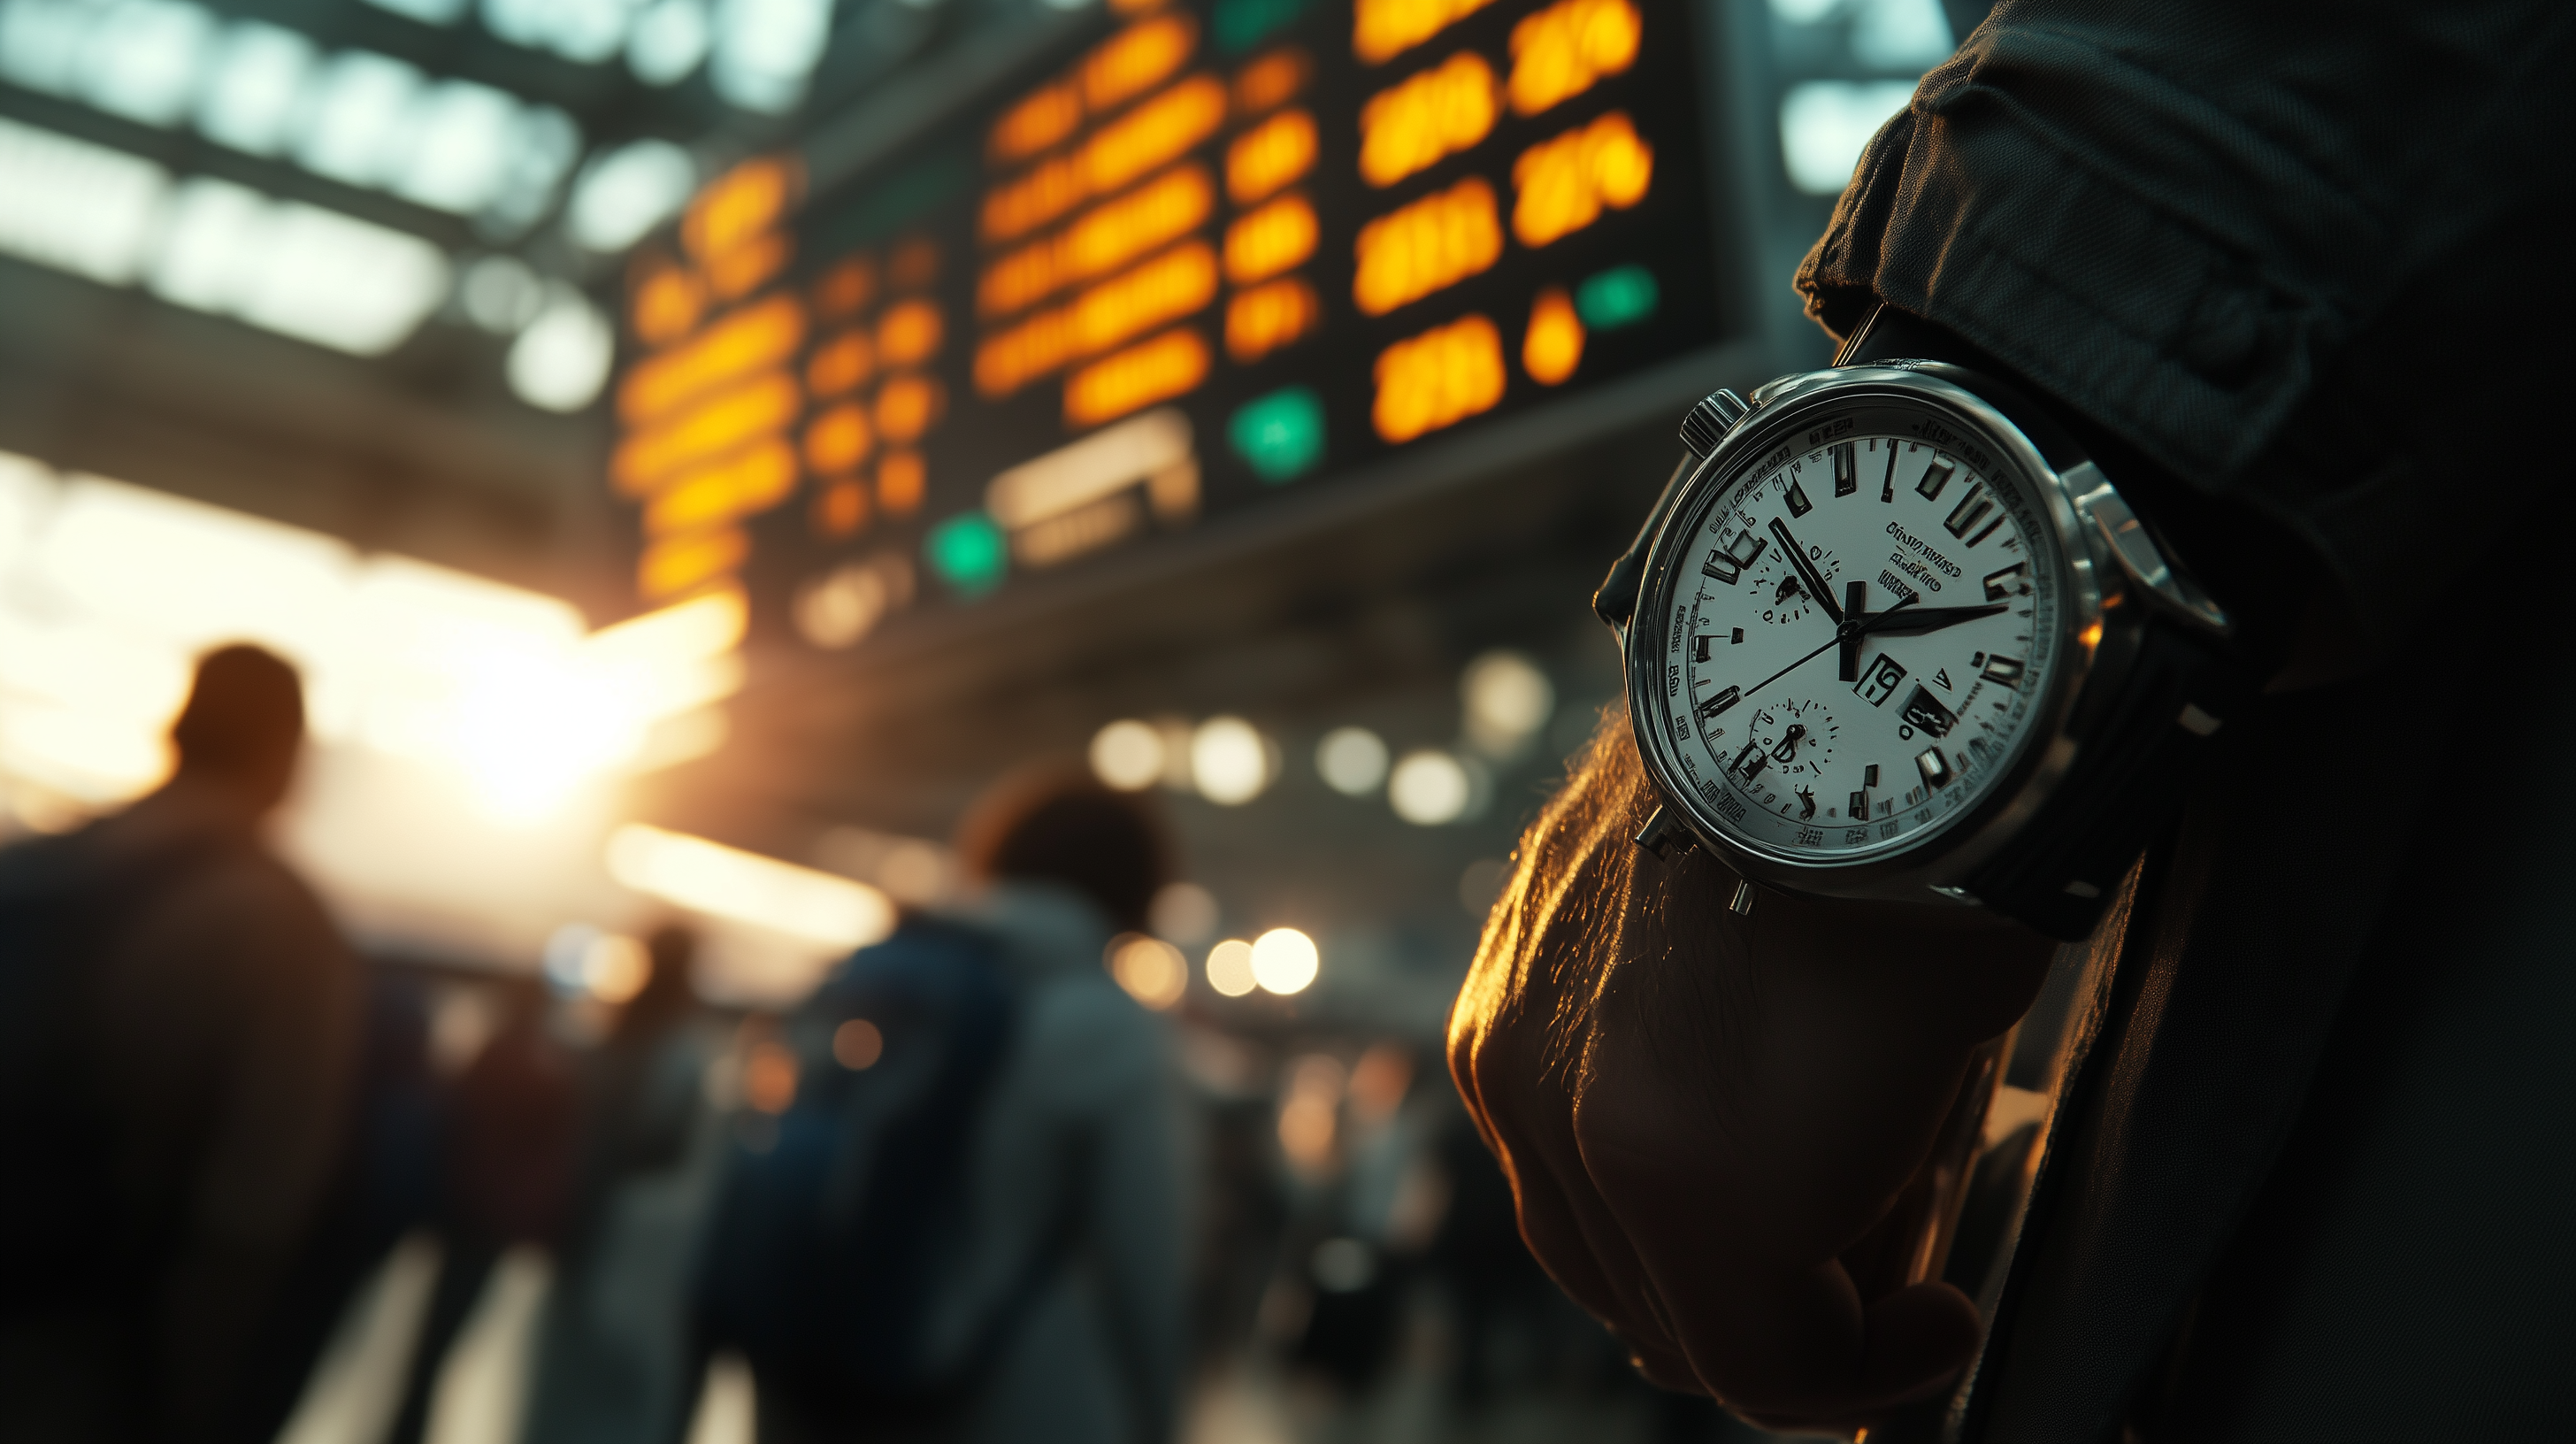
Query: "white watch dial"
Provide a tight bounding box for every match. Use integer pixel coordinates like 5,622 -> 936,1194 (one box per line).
1643,403 -> 2066,863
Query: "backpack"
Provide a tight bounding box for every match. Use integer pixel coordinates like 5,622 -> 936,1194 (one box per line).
0,826 -> 222,1306
696,915 -> 1071,1420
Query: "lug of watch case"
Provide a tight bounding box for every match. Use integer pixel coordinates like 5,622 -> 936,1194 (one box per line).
1631,803 -> 1690,858
2066,467 -> 2231,635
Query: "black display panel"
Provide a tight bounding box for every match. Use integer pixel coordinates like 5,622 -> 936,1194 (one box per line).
609,0 -> 1732,649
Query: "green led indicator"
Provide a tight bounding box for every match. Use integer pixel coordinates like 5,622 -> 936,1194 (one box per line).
925,511 -> 1008,596
1229,387 -> 1326,483
1213,0 -> 1309,55
1576,265 -> 1660,332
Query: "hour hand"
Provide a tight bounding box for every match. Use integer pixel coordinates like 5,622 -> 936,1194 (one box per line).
1839,581 -> 1867,681
1859,603 -> 2009,635
1767,518 -> 1843,625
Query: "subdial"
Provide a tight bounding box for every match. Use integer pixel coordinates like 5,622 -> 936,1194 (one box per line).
1732,698 -> 1839,817
1749,546 -> 1838,626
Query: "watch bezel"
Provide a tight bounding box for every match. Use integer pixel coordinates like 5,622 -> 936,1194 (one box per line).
1623,365 -> 2115,906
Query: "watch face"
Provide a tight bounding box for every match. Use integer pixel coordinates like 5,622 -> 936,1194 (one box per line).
1636,391 -> 2069,865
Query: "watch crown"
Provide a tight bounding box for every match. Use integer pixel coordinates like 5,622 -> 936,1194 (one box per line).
1680,388 -> 1751,459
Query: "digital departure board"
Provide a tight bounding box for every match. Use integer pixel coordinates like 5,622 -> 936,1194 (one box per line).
610,0 -> 1728,651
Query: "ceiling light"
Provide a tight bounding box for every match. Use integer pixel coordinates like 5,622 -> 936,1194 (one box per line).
1,0 -> 96,94
294,50 -> 423,188
392,80 -> 518,213
78,0 -> 213,127
566,138 -> 695,251
0,116 -> 168,285
145,174 -> 264,311
627,0 -> 709,84
237,201 -> 449,355
480,104 -> 581,234
508,285 -> 614,411
1315,726 -> 1388,795
710,0 -> 826,113
362,0 -> 469,25
1779,80 -> 1917,196
196,21 -> 311,156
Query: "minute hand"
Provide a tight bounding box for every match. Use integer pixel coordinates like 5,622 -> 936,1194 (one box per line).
1857,603 -> 2009,636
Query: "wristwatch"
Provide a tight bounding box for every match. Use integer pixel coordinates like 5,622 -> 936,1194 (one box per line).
1592,304 -> 2252,940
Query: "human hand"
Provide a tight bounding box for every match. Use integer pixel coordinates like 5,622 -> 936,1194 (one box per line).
1447,710 -> 2052,1433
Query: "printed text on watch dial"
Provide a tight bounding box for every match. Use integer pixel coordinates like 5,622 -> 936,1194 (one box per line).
1655,417 -> 2059,861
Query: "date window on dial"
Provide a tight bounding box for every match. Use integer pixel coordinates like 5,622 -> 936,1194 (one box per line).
1855,654 -> 1906,707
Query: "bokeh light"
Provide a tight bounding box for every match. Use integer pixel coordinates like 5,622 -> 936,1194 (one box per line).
1315,726 -> 1389,795
1388,749 -> 1470,825
1090,718 -> 1164,790
1108,933 -> 1189,1010
1205,938 -> 1256,997
1147,880 -> 1219,946
1191,715 -> 1269,804
1462,649 -> 1555,754
1249,926 -> 1318,995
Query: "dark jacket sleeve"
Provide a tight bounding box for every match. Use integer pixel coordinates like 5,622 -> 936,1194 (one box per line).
1795,1 -> 2576,649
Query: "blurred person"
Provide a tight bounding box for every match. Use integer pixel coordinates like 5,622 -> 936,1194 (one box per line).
525,923 -> 732,1444
699,767 -> 1191,1443
0,643 -> 361,1441
1446,4 -> 2576,1440
384,976 -> 581,1444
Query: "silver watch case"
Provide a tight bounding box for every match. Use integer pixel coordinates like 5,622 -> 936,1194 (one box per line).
1622,363 -> 2225,909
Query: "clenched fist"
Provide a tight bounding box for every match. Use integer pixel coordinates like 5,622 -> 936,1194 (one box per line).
1447,710 -> 2052,1434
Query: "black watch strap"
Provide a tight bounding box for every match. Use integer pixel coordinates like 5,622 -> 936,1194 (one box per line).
1965,611 -> 2258,940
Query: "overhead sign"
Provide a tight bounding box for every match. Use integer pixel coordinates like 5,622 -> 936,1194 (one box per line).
610,0 -> 1730,650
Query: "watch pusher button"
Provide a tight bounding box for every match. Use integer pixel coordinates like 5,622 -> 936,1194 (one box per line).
1679,388 -> 1751,459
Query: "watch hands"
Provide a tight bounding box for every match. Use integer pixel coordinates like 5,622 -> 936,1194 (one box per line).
1839,580 -> 1867,681
1730,595 -> 1921,708
1767,518 -> 1844,625
1857,603 -> 2009,635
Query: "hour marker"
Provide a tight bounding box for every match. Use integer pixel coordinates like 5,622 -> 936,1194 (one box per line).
1785,480 -> 1812,517
1848,789 -> 1867,818
1692,634 -> 1713,661
1863,764 -> 1879,787
1732,626 -> 1744,644
1731,740 -> 1767,780
1982,563 -> 2030,601
1942,483 -> 1994,540
1880,447 -> 1898,502
1832,442 -> 1857,496
1965,512 -> 2007,548
1917,748 -> 1953,788
1701,527 -> 1767,585
1916,455 -> 1956,502
1933,668 -> 1953,691
1981,654 -> 2026,688
1696,686 -> 1741,718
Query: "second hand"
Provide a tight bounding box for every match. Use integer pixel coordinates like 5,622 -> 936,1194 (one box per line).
1721,595 -> 1920,715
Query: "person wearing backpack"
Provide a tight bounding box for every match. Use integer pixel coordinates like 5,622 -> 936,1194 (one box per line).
0,644 -> 362,1442
699,767 -> 1192,1444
